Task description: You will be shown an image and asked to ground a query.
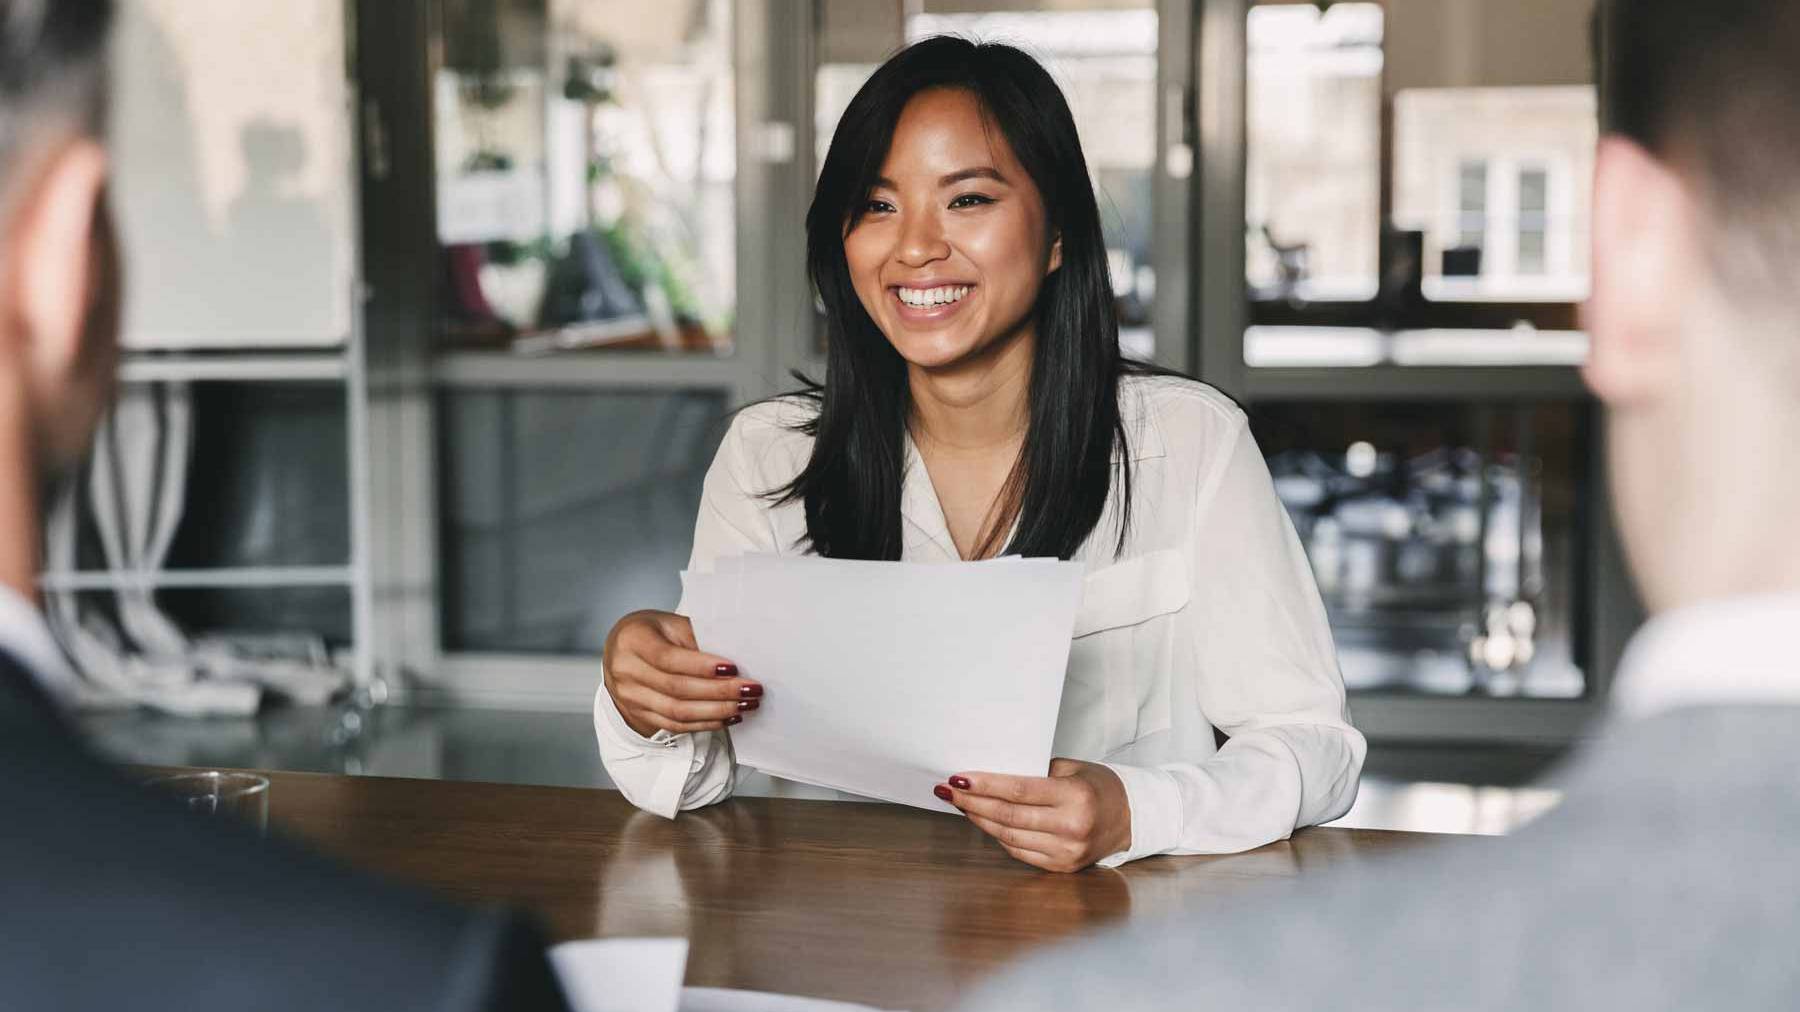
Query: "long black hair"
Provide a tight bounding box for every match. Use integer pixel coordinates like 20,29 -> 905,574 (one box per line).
778,36 -> 1144,562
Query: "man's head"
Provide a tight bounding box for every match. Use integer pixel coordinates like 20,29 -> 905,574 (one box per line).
1583,0 -> 1800,611
0,0 -> 117,477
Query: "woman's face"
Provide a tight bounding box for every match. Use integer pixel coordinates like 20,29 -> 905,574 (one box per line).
843,88 -> 1061,373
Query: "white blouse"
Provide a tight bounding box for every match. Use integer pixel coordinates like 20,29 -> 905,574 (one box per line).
594,374 -> 1366,867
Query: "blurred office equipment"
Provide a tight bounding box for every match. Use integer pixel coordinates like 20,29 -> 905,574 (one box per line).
1222,0 -> 1634,744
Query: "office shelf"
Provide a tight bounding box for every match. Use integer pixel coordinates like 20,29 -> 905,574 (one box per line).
119,351 -> 351,384
39,566 -> 356,592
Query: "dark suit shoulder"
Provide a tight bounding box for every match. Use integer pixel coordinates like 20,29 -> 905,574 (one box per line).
0,652 -> 568,1012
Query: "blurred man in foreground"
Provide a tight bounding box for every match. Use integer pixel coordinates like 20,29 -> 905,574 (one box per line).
962,1 -> 1800,1007
0,2 -> 567,1007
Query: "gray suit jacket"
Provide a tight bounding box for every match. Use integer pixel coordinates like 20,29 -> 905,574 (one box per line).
958,706 -> 1800,1010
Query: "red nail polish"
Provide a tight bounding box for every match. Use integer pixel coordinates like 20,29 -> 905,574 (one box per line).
737,699 -> 760,712
715,663 -> 738,678
738,683 -> 763,699
949,775 -> 971,790
725,715 -> 743,727
933,784 -> 953,802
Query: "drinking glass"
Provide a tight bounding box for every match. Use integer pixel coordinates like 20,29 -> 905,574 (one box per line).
145,771 -> 270,834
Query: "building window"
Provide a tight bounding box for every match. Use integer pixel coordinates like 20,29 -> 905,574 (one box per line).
1516,165 -> 1549,276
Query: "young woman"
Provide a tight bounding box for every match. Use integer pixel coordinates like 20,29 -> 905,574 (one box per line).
596,37 -> 1364,872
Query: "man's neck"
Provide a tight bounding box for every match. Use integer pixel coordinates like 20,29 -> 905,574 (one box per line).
0,366 -> 42,605
907,330 -> 1033,455
1650,369 -> 1800,612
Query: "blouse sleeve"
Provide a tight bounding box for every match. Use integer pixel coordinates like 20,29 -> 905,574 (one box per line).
593,409 -> 785,818
1097,415 -> 1366,866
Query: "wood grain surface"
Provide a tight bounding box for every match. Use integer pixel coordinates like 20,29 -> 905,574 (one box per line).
166,768 -> 1455,1011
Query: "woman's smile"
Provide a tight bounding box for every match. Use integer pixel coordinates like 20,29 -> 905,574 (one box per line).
890,282 -> 977,325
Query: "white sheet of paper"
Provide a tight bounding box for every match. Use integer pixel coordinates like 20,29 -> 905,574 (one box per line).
680,987 -> 903,1012
685,554 -> 1085,812
549,937 -> 688,1012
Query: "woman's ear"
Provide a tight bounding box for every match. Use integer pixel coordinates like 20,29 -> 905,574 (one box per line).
1046,232 -> 1063,275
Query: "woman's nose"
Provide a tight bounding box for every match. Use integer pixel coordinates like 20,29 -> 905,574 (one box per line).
895,212 -> 950,267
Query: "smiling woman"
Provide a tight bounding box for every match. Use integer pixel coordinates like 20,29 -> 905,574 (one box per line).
595,36 -> 1367,873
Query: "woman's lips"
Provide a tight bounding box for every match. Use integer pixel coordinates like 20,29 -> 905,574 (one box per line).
890,285 -> 974,324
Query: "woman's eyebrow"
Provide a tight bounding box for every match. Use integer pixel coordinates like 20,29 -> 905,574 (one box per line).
939,166 -> 1008,187
871,167 -> 1010,190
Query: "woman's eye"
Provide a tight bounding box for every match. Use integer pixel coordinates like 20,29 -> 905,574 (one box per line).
864,199 -> 895,215
949,193 -> 994,209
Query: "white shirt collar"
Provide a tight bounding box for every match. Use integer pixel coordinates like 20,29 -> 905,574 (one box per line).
1609,592 -> 1800,721
0,583 -> 81,705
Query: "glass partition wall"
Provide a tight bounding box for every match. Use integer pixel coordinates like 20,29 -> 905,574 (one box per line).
359,0 -> 1639,741
1213,0 -> 1639,742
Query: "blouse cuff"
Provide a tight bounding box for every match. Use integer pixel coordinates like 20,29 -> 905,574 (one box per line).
593,682 -> 693,818
1095,762 -> 1184,868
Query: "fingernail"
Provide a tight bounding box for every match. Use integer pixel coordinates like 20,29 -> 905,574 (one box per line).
725,715 -> 743,727
714,663 -> 738,678
736,699 -> 760,712
738,683 -> 763,699
933,784 -> 953,802
949,775 -> 971,790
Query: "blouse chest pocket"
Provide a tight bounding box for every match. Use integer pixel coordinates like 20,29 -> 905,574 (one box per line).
1057,548 -> 1191,759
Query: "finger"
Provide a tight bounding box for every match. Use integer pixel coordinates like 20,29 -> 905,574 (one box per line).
1048,758 -> 1084,778
951,789 -> 1065,833
637,667 -> 761,704
656,613 -> 700,649
615,682 -> 754,731
967,812 -> 1068,855
643,638 -> 741,679
953,771 -> 1064,806
663,696 -> 759,723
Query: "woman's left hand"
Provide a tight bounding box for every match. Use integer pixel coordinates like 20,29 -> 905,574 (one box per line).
936,759 -> 1132,873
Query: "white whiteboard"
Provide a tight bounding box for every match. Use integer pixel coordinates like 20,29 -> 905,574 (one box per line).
110,0 -> 354,350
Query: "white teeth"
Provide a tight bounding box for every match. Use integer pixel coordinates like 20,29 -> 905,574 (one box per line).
896,285 -> 971,308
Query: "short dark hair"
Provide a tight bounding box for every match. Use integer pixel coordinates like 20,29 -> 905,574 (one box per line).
1603,0 -> 1800,306
0,0 -> 113,193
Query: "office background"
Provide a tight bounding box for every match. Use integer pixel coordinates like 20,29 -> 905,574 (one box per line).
77,0 -> 1628,835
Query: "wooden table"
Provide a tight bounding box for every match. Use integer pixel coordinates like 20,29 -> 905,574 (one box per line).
229,769 -> 1450,1011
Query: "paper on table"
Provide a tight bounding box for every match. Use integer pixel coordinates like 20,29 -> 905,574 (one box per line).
549,937 -> 688,1012
680,987 -> 903,1011
685,554 -> 1085,813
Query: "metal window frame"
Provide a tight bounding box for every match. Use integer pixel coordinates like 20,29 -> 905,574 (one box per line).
360,0 -> 815,710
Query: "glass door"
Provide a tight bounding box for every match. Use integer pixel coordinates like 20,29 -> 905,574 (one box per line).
1198,0 -> 1640,742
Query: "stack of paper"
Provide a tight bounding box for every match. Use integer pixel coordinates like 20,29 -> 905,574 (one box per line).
684,554 -> 1086,812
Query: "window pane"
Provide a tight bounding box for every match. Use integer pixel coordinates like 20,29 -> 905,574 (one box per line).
437,388 -> 729,653
1246,2 -> 1384,303
815,2 -> 1160,360
433,0 -> 736,354
1394,87 -> 1595,302
1254,401 -> 1589,699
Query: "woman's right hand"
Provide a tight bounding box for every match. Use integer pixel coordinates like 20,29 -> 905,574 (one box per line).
603,610 -> 762,739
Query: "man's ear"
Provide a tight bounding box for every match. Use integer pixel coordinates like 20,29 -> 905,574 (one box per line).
1581,136 -> 1692,408
6,139 -> 109,381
